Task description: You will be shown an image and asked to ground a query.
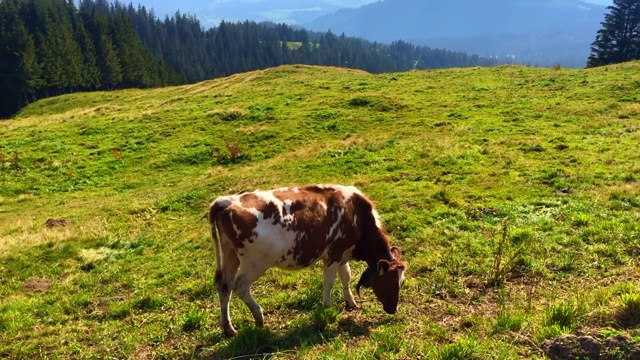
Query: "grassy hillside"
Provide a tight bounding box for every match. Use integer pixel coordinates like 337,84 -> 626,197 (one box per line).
1,63 -> 639,359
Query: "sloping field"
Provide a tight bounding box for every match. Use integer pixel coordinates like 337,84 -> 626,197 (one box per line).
1,63 -> 639,359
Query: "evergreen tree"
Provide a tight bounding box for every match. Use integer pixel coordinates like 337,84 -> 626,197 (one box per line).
68,0 -> 100,89
587,0 -> 640,67
0,0 -> 41,116
109,9 -> 147,87
82,7 -> 123,88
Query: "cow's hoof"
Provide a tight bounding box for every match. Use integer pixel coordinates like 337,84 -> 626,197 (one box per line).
224,326 -> 238,338
345,302 -> 359,311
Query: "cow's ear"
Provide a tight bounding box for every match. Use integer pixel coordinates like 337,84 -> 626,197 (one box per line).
390,246 -> 402,260
377,260 -> 390,275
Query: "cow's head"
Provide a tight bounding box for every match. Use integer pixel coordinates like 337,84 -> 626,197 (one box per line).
356,247 -> 407,314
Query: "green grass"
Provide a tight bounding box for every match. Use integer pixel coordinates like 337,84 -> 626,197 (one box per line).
1,62 -> 640,358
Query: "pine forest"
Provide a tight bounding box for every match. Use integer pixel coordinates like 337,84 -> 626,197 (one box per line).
0,0 -> 499,118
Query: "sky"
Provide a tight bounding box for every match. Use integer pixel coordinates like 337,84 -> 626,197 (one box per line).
584,0 -> 612,4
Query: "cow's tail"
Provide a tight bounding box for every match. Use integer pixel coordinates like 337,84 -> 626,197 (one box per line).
209,198 -> 230,277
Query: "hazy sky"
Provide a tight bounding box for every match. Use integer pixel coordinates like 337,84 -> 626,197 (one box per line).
584,0 -> 612,4
139,0 -> 614,23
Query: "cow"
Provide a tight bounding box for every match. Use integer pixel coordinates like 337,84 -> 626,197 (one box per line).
208,184 -> 408,337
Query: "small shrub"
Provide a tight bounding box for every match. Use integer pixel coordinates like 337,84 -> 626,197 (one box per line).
214,141 -> 250,165
225,141 -> 242,158
485,221 -> 530,287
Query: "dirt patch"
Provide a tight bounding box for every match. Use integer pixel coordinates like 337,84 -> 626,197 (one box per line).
132,344 -> 156,360
541,334 -> 640,360
21,277 -> 52,292
44,218 -> 69,227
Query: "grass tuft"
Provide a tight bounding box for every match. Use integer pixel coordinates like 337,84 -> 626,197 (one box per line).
107,302 -> 131,320
181,308 -> 206,332
615,292 -> 640,328
543,300 -> 586,330
312,306 -> 340,331
493,308 -> 525,333
536,324 -> 571,342
434,338 -> 478,360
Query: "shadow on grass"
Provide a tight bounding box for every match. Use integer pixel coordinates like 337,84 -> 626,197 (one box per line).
190,317 -> 374,359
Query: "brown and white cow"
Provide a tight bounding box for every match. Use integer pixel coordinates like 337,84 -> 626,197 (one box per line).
208,184 -> 408,337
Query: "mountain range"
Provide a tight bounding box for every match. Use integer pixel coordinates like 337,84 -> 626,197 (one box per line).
139,0 -> 612,68
305,0 -> 608,67
141,0 -> 377,26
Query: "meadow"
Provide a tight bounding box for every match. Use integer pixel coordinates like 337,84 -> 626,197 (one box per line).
1,62 -> 639,359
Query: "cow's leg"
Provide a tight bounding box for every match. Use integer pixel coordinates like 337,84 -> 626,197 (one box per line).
233,264 -> 269,328
322,262 -> 340,307
215,246 -> 240,337
339,262 -> 358,310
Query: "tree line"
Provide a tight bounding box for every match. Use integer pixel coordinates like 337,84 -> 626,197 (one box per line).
0,0 -> 498,118
588,0 -> 640,67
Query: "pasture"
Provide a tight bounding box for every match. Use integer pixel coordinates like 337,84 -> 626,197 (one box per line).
1,62 -> 639,359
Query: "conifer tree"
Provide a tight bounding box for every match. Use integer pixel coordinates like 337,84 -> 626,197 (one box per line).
68,1 -> 100,89
0,0 -> 40,115
82,8 -> 123,88
587,0 -> 640,67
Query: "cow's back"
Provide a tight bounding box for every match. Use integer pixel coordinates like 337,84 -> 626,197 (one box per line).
212,185 -> 364,269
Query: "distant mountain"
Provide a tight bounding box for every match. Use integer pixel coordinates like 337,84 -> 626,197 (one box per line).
306,0 -> 608,67
138,0 -> 377,26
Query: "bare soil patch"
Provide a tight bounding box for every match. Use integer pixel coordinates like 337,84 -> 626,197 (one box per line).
542,334 -> 640,360
44,218 -> 69,227
21,277 -> 51,292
